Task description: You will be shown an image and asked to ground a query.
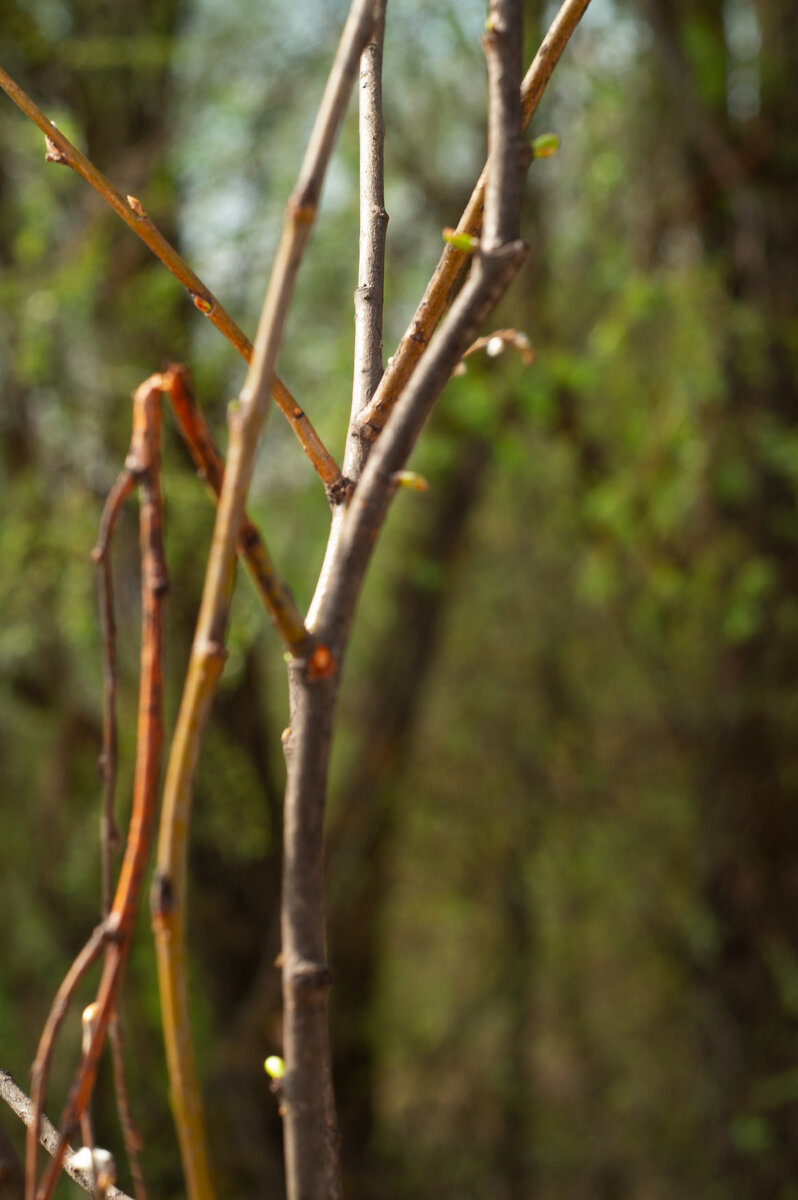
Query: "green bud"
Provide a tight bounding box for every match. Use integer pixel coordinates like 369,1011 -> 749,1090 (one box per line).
264,1055 -> 285,1080
442,228 -> 479,253
394,471 -> 429,492
531,133 -> 560,159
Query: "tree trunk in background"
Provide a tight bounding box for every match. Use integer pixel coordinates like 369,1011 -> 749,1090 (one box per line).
648,1 -> 798,1190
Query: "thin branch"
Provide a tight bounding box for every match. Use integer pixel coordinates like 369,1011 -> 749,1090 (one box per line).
95,499 -> 150,1200
96,470 -> 135,916
344,2 -> 388,481
161,364 -> 311,654
311,0 -> 527,646
108,1019 -> 148,1200
26,922 -> 110,1200
152,8 -> 377,1199
33,380 -> 167,1200
1,1073 -> 132,1200
0,66 -> 342,491
352,0 -> 591,448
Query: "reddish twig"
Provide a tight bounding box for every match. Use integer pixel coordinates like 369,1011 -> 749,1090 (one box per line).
161,364 -> 311,654
30,377 -> 167,1200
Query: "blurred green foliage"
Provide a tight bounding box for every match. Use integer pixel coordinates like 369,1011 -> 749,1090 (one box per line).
1,1 -> 797,1198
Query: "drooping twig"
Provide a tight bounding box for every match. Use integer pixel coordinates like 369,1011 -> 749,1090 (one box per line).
161,364 -> 311,654
1,1071 -> 132,1200
31,378 -> 167,1200
344,2 -> 388,482
94,465 -> 150,1200
352,0 -> 591,447
26,923 -> 111,1200
0,66 -> 342,491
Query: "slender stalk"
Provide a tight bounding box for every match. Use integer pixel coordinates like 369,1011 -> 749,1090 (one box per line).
108,1017 -> 148,1200
162,364 -> 311,653
344,3 -> 388,481
352,0 -> 591,446
33,380 -> 167,1200
0,66 -> 342,490
152,7 -> 377,1199
26,923 -> 110,1200
97,532 -> 150,1200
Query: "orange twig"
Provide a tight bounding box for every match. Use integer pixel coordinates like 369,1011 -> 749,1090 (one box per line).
0,67 -> 342,492
161,364 -> 311,653
30,378 -> 166,1200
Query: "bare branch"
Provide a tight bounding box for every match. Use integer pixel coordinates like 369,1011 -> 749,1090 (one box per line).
352,0 -> 591,445
0,66 -> 342,490
0,1072 -> 132,1200
162,364 -> 311,654
344,2 -> 389,481
34,380 -> 167,1200
152,7 -> 378,1200
26,922 -> 110,1200
311,0 -> 527,647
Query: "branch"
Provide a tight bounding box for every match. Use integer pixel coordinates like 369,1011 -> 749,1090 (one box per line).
344,3 -> 388,481
0,66 -> 342,491
351,0 -> 591,449
33,380 -> 167,1200
0,1072 -> 132,1200
162,364 -> 311,654
25,923 -> 110,1200
311,0 -> 527,645
151,7 -> 378,1200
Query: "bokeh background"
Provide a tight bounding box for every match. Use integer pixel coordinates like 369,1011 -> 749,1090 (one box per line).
1,1 -> 797,1197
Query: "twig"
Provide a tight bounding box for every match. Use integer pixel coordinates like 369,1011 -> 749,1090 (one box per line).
311,0 -> 527,645
32,379 -> 167,1200
152,8 -> 377,1198
95,501 -> 150,1200
0,66 -> 342,491
96,472 -> 134,916
26,923 -> 110,1200
0,1072 -> 132,1200
108,1018 -> 148,1200
352,0 -> 591,448
344,2 -> 388,482
161,364 -> 311,654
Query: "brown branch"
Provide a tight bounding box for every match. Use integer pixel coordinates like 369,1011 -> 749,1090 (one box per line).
94,465 -> 150,1200
108,1019 -> 148,1200
0,66 -> 342,491
351,0 -> 591,448
31,379 -> 167,1200
344,2 -> 388,482
95,470 -> 136,916
25,923 -> 110,1200
310,0 -> 527,646
1,1072 -> 132,1200
161,364 -> 311,654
